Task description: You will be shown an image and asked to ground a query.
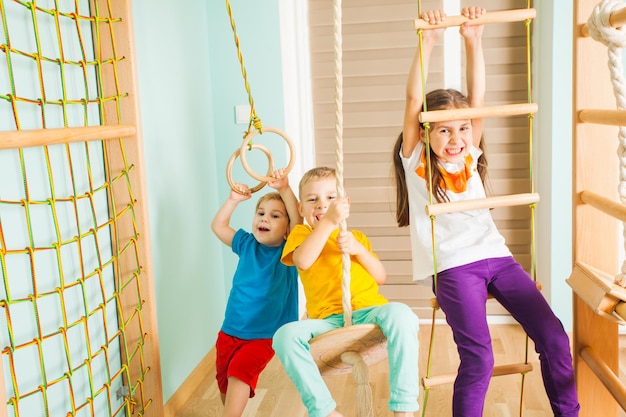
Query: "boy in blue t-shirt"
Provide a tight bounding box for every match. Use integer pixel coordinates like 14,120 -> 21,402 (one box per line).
211,168 -> 301,417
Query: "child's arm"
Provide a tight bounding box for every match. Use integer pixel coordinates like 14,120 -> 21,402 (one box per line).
211,184 -> 251,247
337,231 -> 387,285
402,9 -> 446,159
460,6 -> 486,148
291,197 -> 350,270
267,168 -> 303,232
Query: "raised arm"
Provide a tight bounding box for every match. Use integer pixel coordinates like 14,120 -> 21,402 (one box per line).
292,197 -> 350,271
460,6 -> 486,147
267,168 -> 303,232
211,184 -> 251,247
402,10 -> 446,159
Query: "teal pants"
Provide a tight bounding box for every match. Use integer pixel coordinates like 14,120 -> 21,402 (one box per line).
272,302 -> 420,417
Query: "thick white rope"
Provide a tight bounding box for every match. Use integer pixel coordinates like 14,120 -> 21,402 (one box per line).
340,351 -> 374,417
333,0 -> 353,326
587,0 -> 626,286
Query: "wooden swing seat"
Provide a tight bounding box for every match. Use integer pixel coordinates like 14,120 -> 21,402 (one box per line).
309,324 -> 388,376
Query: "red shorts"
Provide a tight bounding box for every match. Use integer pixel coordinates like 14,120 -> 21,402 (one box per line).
215,330 -> 275,398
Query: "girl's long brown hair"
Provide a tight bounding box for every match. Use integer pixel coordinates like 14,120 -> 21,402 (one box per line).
393,89 -> 488,227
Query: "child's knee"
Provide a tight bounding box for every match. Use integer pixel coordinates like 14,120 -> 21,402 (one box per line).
387,302 -> 420,330
272,322 -> 299,356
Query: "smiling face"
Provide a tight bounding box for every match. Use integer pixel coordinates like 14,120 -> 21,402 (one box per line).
251,197 -> 290,247
298,176 -> 337,229
422,119 -> 473,164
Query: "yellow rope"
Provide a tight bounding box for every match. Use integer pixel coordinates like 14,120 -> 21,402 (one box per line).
225,0 -> 262,138
417,19 -> 441,417
1,2 -> 152,415
519,14 -> 536,417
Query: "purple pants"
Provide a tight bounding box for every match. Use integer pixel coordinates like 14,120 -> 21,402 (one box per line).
435,257 -> 580,417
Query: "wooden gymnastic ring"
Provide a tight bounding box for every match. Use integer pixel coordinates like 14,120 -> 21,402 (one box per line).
226,144 -> 274,194
239,126 -> 295,182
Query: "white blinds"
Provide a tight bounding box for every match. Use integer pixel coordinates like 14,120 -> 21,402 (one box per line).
307,0 -> 532,317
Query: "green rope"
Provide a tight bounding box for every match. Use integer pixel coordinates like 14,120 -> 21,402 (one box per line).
225,0 -> 262,137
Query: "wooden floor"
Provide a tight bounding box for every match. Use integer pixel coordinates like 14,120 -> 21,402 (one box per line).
173,323 -> 626,417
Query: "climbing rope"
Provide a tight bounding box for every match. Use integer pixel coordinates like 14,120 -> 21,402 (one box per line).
332,0 -> 353,327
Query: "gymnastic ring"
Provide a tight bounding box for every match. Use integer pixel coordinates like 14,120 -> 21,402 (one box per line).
239,126 -> 295,182
226,144 -> 274,194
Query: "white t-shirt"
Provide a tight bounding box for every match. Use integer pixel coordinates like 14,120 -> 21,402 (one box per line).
401,141 -> 511,283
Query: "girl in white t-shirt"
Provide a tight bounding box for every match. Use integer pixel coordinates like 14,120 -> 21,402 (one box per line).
392,7 -> 579,417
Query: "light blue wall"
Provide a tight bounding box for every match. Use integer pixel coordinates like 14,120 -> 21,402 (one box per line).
132,0 -> 285,402
534,3 -> 574,329
132,0 -> 223,402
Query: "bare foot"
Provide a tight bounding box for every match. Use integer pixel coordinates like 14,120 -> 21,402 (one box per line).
327,411 -> 344,417
394,413 -> 416,417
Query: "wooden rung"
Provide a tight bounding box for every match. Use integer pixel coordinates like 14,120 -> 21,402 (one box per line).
419,103 -> 538,124
615,302 -> 626,322
580,190 -> 626,222
422,362 -> 533,388
566,261 -> 626,324
580,346 -> 626,410
425,193 -> 539,216
578,109 -> 626,127
581,6 -> 626,37
414,8 -> 536,30
0,124 -> 137,150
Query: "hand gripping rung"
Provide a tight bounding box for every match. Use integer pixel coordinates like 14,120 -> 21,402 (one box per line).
414,8 -> 536,30
419,103 -> 538,124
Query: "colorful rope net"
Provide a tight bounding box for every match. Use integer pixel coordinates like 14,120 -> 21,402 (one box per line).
0,1 -> 157,416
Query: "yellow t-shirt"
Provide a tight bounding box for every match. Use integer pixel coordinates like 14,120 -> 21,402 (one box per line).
282,224 -> 388,319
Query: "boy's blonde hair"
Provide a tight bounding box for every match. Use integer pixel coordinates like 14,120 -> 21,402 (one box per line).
298,167 -> 336,199
255,192 -> 289,221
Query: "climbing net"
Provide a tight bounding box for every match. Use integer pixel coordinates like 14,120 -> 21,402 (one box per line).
0,1 -> 158,416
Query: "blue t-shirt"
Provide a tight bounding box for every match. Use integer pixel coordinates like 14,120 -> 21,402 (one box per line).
221,229 -> 299,339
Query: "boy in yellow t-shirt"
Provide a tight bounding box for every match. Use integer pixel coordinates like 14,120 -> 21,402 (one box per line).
272,167 -> 420,417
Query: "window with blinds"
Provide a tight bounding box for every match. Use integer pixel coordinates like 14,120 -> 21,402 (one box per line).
307,0 -> 532,318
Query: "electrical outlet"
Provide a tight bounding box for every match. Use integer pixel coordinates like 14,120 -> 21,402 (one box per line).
116,386 -> 129,400
235,104 -> 251,124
